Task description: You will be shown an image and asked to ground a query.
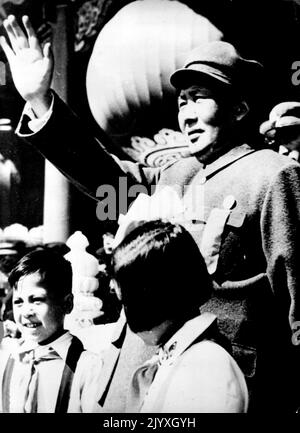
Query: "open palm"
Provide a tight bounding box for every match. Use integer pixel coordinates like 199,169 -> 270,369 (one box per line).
0,15 -> 53,103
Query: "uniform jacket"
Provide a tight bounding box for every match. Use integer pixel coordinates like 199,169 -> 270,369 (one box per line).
18,92 -> 300,412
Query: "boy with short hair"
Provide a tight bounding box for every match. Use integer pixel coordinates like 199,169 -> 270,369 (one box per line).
112,220 -> 248,413
0,249 -> 102,413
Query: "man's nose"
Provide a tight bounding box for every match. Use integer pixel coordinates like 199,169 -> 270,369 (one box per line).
182,101 -> 198,124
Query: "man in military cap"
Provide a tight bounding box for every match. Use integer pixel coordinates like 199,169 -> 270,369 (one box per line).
1,15 -> 300,412
260,101 -> 300,161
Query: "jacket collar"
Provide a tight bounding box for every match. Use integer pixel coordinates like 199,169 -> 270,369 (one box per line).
200,143 -> 256,180
95,312 -> 127,408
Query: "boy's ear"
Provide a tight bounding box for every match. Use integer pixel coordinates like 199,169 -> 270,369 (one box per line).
63,293 -> 74,314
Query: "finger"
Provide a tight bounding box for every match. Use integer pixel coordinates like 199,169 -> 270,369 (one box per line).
22,15 -> 36,39
41,35 -> 52,46
22,15 -> 41,53
3,18 -> 18,53
9,15 -> 28,44
0,36 -> 15,63
43,41 -> 52,59
4,15 -> 28,51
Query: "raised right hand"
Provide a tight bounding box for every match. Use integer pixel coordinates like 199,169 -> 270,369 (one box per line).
0,15 -> 54,116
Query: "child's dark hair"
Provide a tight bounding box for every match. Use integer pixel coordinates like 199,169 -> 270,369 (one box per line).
112,220 -> 212,333
8,249 -> 72,299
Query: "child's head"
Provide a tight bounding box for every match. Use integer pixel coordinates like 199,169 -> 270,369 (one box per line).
8,249 -> 73,343
112,220 -> 212,339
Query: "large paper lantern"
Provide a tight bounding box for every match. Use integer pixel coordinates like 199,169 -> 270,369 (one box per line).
86,0 -> 223,153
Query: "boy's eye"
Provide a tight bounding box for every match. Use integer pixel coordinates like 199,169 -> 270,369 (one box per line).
32,297 -> 46,304
13,298 -> 23,306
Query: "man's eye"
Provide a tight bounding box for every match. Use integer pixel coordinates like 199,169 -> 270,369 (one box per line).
178,99 -> 186,108
195,96 -> 206,103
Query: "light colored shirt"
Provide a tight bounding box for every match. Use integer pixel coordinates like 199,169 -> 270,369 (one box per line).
9,332 -> 72,413
0,332 -> 103,413
136,313 -> 248,413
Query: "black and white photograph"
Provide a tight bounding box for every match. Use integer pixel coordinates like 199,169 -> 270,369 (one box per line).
0,0 -> 299,425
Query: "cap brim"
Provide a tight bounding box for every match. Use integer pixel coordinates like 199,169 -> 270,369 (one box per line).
259,119 -> 275,136
276,116 -> 300,129
170,68 -> 231,90
260,118 -> 300,139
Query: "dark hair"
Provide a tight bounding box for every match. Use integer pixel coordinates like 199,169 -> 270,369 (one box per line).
8,249 -> 72,299
112,220 -> 212,333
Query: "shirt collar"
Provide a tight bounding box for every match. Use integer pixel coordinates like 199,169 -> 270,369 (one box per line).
159,312 -> 217,363
46,331 -> 73,361
14,331 -> 73,362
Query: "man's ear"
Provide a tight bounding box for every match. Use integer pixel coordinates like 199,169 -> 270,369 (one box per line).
63,293 -> 74,314
234,100 -> 249,121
